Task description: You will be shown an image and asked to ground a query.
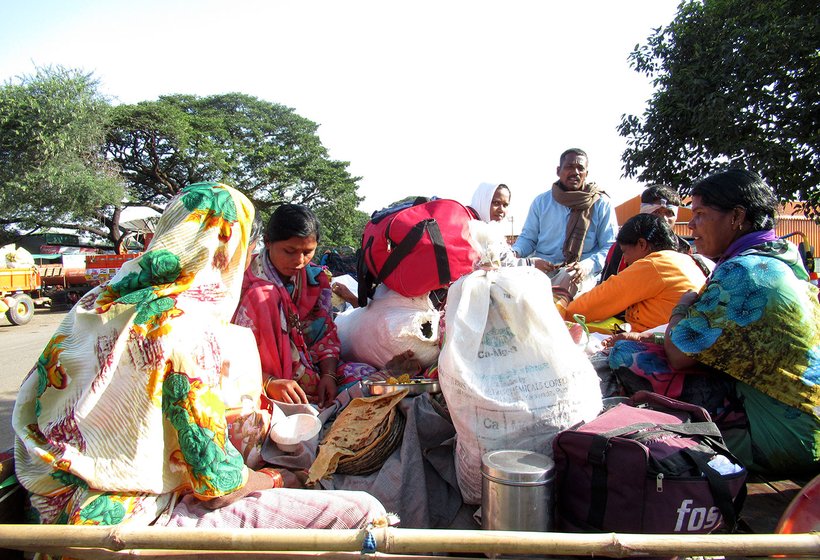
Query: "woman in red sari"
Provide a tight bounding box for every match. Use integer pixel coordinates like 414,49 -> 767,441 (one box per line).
234,204 -> 373,408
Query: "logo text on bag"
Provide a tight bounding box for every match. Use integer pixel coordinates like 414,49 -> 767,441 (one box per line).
481,327 -> 513,347
675,499 -> 721,532
479,327 -> 518,358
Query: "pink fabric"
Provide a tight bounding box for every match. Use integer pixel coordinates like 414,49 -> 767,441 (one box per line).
616,341 -> 686,398
338,361 -> 379,386
234,256 -> 341,399
164,489 -> 386,529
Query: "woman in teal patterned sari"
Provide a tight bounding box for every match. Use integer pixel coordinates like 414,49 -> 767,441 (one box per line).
607,170 -> 820,475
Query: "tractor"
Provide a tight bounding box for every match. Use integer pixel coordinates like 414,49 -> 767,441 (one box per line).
0,266 -> 45,325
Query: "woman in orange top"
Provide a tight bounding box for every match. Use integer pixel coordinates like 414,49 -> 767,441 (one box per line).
563,213 -> 710,332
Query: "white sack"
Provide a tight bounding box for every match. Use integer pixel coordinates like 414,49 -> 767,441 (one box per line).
438,266 -> 602,504
335,285 -> 441,369
9,246 -> 35,268
0,244 -> 15,268
1,244 -> 35,268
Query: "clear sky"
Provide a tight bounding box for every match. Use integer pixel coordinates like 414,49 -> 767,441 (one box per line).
1,0 -> 680,232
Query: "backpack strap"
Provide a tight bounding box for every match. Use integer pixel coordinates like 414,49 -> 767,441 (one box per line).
370,197 -> 431,224
357,241 -> 375,307
377,218 -> 450,288
584,420 -> 743,530
682,447 -> 747,532
585,422 -> 656,528
664,421 -> 748,531
587,434 -> 610,528
655,422 -> 723,439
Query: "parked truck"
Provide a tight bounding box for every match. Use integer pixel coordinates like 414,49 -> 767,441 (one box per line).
0,266 -> 45,325
39,252 -> 143,309
0,251 -> 145,323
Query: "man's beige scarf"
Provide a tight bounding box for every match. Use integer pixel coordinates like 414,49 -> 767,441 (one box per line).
551,181 -> 602,265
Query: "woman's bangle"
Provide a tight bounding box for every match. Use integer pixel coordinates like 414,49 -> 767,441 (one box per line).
670,303 -> 690,319
259,467 -> 283,488
321,373 -> 339,385
263,376 -> 276,397
651,332 -> 665,346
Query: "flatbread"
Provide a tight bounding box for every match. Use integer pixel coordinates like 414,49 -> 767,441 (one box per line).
307,389 -> 408,484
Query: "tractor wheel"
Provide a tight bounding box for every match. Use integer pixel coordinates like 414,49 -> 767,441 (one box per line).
6,294 -> 35,325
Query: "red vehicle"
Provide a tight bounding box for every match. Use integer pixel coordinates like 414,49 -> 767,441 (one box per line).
39,252 -> 143,309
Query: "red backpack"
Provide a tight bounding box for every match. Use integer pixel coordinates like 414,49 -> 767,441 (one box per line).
357,197 -> 479,305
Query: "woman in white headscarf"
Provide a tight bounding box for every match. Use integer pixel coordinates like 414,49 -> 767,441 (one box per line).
470,182 -> 511,223
469,182 -> 552,271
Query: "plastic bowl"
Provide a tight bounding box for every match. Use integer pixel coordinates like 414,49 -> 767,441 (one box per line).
269,413 -> 322,451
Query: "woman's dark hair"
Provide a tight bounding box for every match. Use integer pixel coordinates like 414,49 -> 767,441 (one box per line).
264,204 -> 321,244
641,184 -> 681,206
616,213 -> 679,251
690,169 -> 777,231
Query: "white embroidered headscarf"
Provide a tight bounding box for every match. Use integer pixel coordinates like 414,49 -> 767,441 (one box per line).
13,182 -> 256,524
470,182 -> 503,222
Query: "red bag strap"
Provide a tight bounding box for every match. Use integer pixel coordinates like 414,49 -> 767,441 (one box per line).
377,218 -> 450,288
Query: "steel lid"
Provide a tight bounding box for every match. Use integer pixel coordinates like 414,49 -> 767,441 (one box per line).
481,450 -> 555,485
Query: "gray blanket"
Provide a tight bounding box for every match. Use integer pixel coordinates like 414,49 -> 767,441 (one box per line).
260,385 -> 468,528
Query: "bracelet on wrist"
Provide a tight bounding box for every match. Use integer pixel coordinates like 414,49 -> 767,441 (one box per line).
263,376 -> 276,397
651,332 -> 665,346
259,468 -> 283,488
321,373 -> 339,385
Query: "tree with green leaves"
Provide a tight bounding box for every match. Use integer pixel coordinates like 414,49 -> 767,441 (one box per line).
106,93 -> 366,245
0,66 -> 124,246
618,0 -> 819,216
315,204 -> 371,249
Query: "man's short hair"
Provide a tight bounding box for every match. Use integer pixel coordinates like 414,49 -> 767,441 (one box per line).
559,148 -> 588,166
641,184 -> 681,206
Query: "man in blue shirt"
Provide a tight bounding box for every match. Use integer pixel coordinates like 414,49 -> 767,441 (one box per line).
512,148 -> 618,291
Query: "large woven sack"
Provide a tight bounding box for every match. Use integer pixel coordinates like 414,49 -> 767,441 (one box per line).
438,266 -> 602,504
335,285 -> 441,369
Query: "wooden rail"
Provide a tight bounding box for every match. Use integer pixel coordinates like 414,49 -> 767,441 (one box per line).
0,525 -> 818,559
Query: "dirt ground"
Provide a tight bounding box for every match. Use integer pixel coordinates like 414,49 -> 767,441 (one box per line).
0,307 -> 69,450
